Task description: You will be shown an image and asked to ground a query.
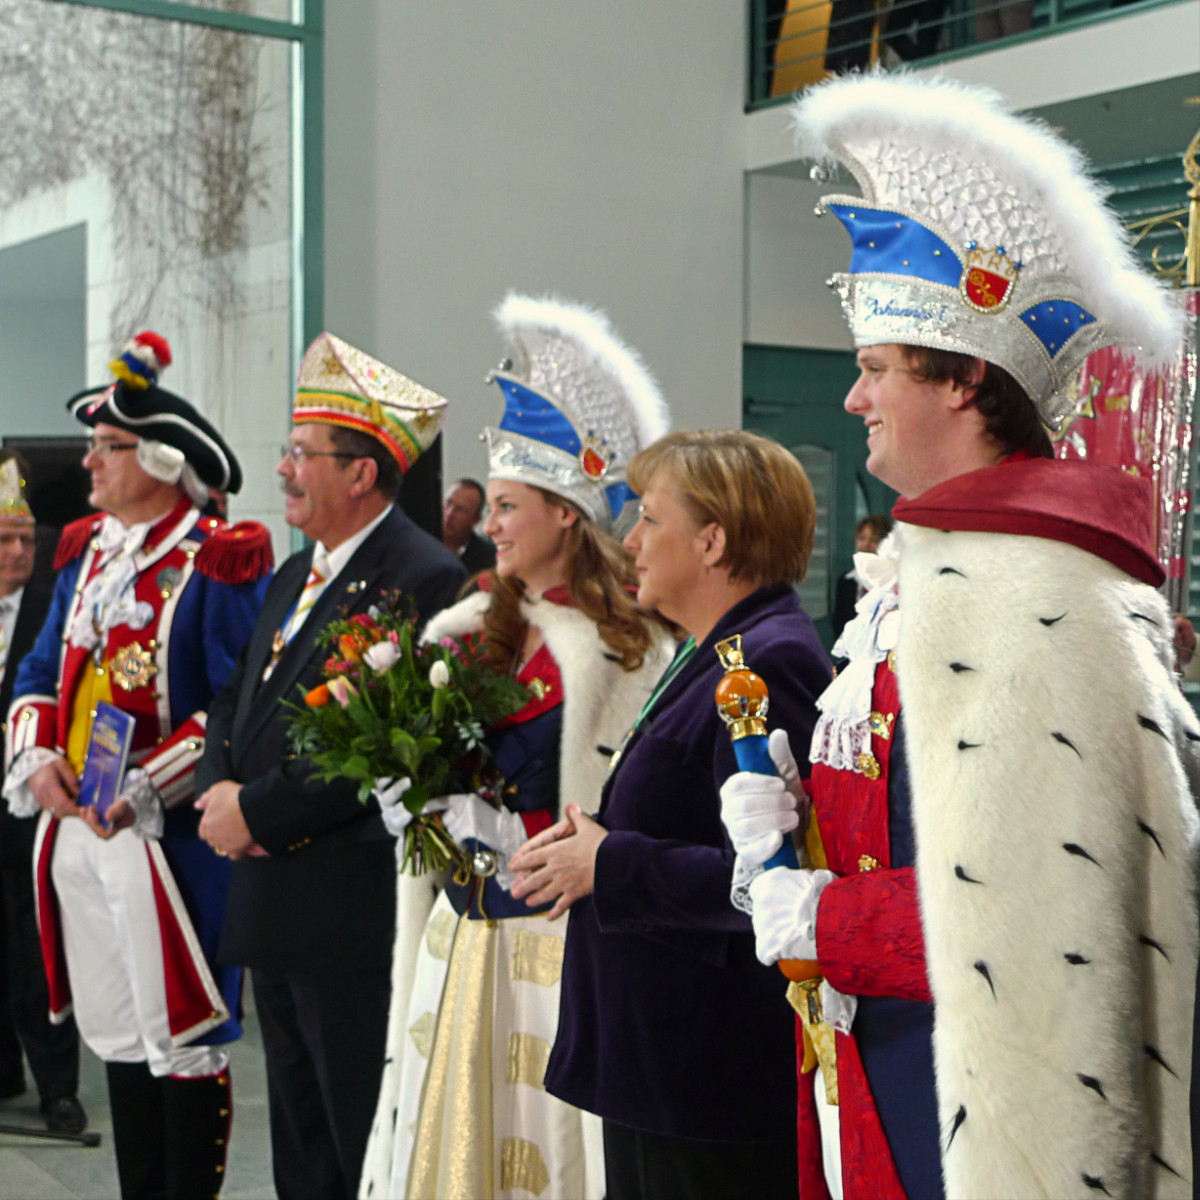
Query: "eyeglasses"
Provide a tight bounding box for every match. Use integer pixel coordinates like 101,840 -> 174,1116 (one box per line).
84,439 -> 139,460
279,445 -> 360,465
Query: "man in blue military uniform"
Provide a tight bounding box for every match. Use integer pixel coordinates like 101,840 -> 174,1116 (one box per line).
2,332 -> 272,1200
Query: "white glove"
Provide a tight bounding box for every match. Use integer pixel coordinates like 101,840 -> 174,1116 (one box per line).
723,730 -> 810,907
119,768 -> 164,840
441,793 -> 528,889
748,867 -> 834,966
721,774 -> 799,868
372,778 -> 448,839
442,794 -> 526,855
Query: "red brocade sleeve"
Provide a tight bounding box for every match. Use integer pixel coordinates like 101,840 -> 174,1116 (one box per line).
815,867 -> 932,1002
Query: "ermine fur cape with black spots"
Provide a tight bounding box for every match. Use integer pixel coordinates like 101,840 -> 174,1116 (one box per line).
894,457 -> 1199,1199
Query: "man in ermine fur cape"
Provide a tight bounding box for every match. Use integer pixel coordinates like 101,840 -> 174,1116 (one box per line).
719,73 -> 1198,1200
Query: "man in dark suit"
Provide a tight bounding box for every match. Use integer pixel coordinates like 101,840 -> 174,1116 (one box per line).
195,333 -> 466,1200
442,477 -> 496,574
0,452 -> 84,1134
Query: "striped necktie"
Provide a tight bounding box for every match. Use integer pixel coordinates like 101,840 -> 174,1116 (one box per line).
285,546 -> 331,643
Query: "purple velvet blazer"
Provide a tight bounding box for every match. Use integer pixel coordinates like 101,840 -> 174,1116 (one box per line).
544,584 -> 831,1142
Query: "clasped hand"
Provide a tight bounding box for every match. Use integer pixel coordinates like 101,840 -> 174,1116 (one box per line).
509,804 -> 607,921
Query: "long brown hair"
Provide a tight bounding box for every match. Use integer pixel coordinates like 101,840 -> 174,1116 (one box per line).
481,491 -> 658,675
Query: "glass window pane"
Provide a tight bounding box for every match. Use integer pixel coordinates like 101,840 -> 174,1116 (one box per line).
0,0 -> 294,552
141,0 -> 297,23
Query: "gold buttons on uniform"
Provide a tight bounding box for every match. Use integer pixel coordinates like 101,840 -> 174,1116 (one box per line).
868,711 -> 895,740
856,752 -> 881,780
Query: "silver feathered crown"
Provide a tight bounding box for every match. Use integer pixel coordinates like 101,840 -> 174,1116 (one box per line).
793,72 -> 1185,427
485,294 -> 670,532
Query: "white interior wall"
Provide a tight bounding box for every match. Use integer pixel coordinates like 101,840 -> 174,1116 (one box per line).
323,2 -> 748,485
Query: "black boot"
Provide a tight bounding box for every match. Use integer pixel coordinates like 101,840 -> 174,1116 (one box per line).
105,1061 -> 167,1200
162,1068 -> 232,1200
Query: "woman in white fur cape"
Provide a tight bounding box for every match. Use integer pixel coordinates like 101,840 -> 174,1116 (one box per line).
359,292 -> 674,1200
360,482 -> 672,1200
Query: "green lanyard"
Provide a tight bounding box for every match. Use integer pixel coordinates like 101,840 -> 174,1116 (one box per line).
604,637 -> 697,782
634,636 -> 697,733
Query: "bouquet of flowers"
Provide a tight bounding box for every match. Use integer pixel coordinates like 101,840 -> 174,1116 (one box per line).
285,592 -> 529,874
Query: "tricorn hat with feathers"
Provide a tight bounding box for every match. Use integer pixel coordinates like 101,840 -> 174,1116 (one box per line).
793,72 -> 1184,427
485,294 -> 670,533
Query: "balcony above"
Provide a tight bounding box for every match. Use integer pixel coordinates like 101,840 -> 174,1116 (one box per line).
747,0 -> 1200,173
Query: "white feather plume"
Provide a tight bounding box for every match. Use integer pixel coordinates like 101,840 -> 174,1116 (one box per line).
494,293 -> 670,450
792,71 -> 1184,364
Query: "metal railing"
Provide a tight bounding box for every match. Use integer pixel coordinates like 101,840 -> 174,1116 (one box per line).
748,0 -> 1176,108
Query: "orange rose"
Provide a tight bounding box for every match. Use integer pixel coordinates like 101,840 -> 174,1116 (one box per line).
305,684 -> 331,708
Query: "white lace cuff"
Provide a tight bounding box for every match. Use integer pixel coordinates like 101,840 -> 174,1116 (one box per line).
730,856 -> 765,916
3,747 -> 61,818
120,768 -> 165,840
820,980 -> 857,1036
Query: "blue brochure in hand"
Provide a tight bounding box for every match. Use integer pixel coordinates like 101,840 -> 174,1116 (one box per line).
77,702 -> 136,824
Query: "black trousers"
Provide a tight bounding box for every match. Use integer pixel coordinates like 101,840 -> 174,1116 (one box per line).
0,861 -> 79,1100
603,1119 -> 799,1200
252,966 -> 391,1200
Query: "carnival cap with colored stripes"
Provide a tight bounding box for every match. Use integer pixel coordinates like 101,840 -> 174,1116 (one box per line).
293,332 -> 448,473
792,72 -> 1184,428
68,331 -> 242,497
485,294 -> 670,534
0,456 -> 33,524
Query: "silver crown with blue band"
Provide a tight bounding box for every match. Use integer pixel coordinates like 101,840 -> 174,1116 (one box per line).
792,73 -> 1184,428
485,293 -> 670,533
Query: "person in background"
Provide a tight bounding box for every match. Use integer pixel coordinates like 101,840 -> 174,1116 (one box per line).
831,513 -> 892,641
511,429 -> 831,1200
2,333 -> 272,1199
0,450 -> 85,1136
196,333 -> 465,1200
443,477 -> 497,574
363,293 -> 674,1200
722,73 -> 1195,1199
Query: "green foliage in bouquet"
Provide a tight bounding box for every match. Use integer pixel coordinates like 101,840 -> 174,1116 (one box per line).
285,592 -> 529,873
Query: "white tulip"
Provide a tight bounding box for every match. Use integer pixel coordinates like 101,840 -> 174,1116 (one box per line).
428,659 -> 451,689
364,640 -> 402,672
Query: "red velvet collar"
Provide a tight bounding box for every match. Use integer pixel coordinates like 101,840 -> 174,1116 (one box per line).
143,496 -> 197,553
892,457 -> 1163,587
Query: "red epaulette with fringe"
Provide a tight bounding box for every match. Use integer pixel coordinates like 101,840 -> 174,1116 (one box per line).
194,520 -> 274,585
53,515 -> 103,571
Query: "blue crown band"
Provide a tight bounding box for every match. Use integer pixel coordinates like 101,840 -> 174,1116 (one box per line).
605,480 -> 634,521
495,377 -> 581,457
1017,300 -> 1096,358
828,204 -> 962,289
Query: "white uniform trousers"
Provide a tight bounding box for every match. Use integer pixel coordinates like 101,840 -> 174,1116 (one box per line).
49,818 -> 225,1078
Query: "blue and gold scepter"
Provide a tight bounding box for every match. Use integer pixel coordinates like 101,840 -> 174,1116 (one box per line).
714,635 -> 816,984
